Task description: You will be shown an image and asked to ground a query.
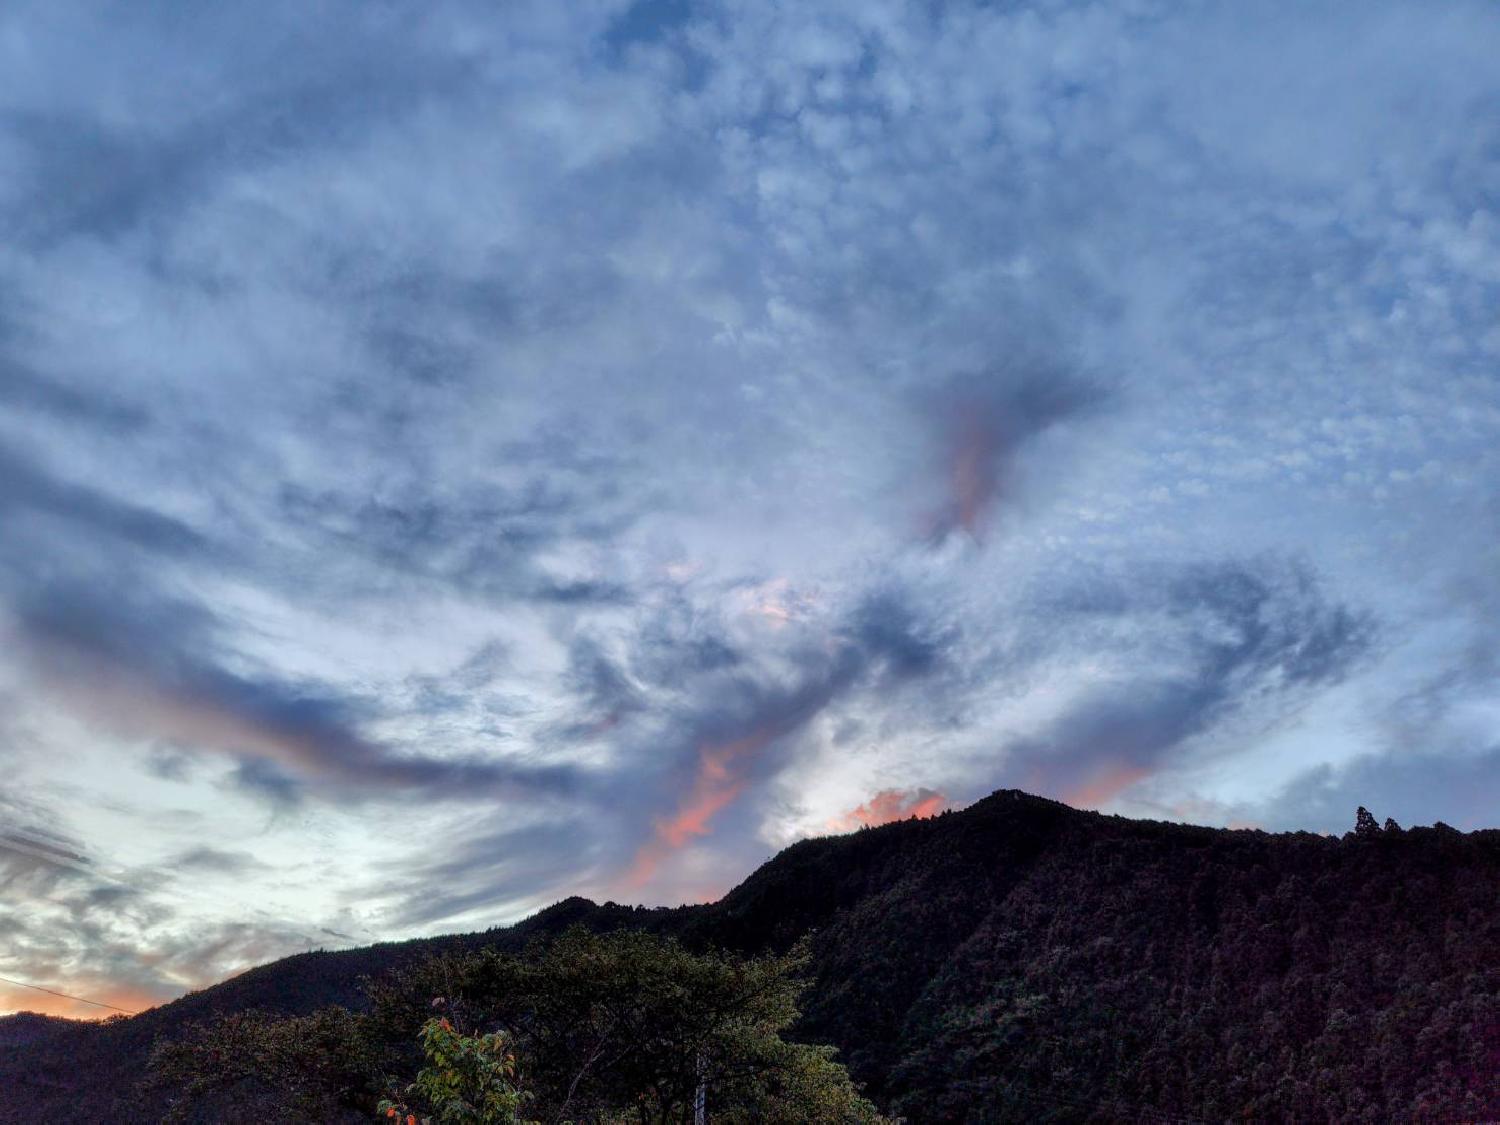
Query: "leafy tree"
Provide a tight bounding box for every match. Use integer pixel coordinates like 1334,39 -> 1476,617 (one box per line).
148,1006 -> 377,1122
148,928 -> 883,1123
377,1017 -> 531,1125
366,927 -> 886,1123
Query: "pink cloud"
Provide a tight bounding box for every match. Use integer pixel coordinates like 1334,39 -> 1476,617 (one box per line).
827,787 -> 950,832
621,726 -> 780,891
1061,764 -> 1150,810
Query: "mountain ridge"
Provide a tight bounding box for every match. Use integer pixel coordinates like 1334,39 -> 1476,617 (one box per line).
3,789 -> 1497,1121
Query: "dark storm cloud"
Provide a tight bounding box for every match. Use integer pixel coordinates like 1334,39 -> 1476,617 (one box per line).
1004,557 -> 1376,807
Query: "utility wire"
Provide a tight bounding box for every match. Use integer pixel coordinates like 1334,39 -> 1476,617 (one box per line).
0,973 -> 139,1015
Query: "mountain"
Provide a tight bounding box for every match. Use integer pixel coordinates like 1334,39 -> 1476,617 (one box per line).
2,790 -> 1497,1121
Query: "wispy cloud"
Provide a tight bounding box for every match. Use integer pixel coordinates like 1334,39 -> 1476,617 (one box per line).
6,579 -> 578,805
624,724 -> 783,891
1001,556 -> 1376,809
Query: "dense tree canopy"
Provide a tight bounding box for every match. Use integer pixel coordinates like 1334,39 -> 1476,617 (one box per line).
145,928 -> 884,1123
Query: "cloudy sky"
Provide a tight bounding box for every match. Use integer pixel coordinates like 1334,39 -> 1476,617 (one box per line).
3,0 -> 1498,1018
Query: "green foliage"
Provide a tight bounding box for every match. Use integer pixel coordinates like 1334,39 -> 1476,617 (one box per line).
147,1005 -> 377,1121
367,927 -> 886,1123
145,928 -> 883,1124
377,1017 -> 530,1125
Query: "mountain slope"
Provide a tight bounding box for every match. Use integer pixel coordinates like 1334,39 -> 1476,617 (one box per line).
3,790 -> 1497,1121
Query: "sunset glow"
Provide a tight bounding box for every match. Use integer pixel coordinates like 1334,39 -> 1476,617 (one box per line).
623,728 -> 779,890
827,788 -> 950,833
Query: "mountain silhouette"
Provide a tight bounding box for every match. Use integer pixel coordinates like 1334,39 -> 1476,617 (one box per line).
2,789 -> 1496,1120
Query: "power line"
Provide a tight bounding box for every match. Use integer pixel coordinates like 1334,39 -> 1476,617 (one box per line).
0,973 -> 139,1016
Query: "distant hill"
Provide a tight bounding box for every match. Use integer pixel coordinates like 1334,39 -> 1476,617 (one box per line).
0,1012 -> 75,1052
2,790 -> 1497,1121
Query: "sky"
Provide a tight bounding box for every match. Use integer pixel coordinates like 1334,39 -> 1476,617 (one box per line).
2,0 -> 1499,1019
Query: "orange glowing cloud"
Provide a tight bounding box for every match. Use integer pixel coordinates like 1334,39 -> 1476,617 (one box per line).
827,787 -> 950,832
623,727 -> 780,891
1062,764 -> 1150,810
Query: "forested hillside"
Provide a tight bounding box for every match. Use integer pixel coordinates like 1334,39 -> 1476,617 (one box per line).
3,790 -> 1497,1121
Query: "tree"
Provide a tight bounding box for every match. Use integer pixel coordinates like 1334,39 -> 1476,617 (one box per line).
149,928 -> 884,1123
147,1006 -> 377,1122
366,927 -> 886,1123
377,1017 -> 531,1125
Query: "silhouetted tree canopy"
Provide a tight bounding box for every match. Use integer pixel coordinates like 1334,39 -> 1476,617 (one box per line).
144,928 -> 883,1123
